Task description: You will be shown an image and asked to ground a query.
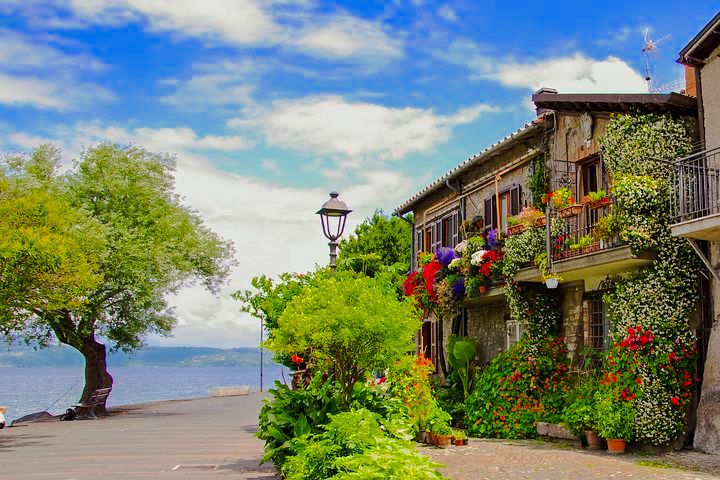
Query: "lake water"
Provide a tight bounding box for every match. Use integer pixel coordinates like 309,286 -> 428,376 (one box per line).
0,364 -> 286,423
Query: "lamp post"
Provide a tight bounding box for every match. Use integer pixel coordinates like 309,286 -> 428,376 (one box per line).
316,191 -> 352,270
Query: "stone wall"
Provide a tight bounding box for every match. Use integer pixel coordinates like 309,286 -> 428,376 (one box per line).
466,301 -> 507,365
560,282 -> 585,366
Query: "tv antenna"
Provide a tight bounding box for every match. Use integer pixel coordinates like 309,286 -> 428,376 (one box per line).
642,28 -> 671,92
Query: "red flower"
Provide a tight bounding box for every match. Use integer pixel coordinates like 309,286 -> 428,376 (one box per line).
291,354 -> 304,365
422,259 -> 442,300
671,397 -> 680,406
635,377 -> 642,385
403,272 -> 420,297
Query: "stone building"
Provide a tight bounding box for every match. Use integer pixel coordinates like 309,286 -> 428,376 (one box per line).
395,91 -> 699,388
674,11 -> 720,455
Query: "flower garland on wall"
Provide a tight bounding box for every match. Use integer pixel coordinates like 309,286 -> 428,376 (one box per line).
598,113 -> 700,445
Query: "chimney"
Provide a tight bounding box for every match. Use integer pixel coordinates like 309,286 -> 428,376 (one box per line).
684,65 -> 697,97
534,87 -> 558,116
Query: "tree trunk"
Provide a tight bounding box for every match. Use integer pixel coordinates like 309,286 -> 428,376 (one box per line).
77,337 -> 113,417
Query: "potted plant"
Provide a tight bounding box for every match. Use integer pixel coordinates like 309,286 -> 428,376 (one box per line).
563,381 -> 604,450
432,422 -> 453,449
596,395 -> 635,454
552,187 -> 583,218
592,214 -> 621,249
507,215 -> 526,236
453,429 -> 467,446
581,189 -> 611,209
544,273 -> 561,289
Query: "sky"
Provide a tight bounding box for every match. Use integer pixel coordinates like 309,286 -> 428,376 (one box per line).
0,1 -> 717,348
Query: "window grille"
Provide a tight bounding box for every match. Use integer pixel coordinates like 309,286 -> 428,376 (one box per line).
506,316 -> 523,349
586,292 -> 609,351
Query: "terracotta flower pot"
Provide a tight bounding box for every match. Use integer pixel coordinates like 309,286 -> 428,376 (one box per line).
607,438 -> 626,454
589,197 -> 612,209
455,438 -> 465,446
431,432 -> 438,446
584,430 -> 604,450
435,434 -> 452,449
533,216 -> 547,228
558,204 -> 584,218
507,224 -> 526,236
479,285 -> 488,294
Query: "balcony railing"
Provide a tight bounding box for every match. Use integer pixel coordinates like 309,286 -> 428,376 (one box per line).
550,203 -> 623,261
670,147 -> 720,224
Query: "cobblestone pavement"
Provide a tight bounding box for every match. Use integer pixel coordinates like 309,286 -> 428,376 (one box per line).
424,439 -> 720,480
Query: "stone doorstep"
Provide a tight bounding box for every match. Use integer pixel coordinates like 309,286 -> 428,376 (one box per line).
210,386 -> 250,397
536,421 -> 582,447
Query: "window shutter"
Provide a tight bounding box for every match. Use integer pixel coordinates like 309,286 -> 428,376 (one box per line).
451,211 -> 459,247
484,197 -> 497,231
510,185 -> 522,216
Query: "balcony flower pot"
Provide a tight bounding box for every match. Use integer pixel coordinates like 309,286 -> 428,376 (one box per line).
478,285 -> 488,294
589,196 -> 612,209
507,224 -> 526,236
435,434 -> 452,449
533,216 -> 547,228
585,430 -> 605,450
607,438 -> 626,454
558,204 -> 584,218
583,243 -> 600,254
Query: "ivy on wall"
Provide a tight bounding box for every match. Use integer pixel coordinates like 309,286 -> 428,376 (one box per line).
599,113 -> 701,445
528,135 -> 551,209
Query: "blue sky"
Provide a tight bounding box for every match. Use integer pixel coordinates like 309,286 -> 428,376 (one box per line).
0,1 -> 717,347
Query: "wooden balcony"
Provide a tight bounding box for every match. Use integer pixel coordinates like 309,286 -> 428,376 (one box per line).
670,147 -> 720,241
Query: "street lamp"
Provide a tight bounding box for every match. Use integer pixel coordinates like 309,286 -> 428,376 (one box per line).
316,191 -> 352,270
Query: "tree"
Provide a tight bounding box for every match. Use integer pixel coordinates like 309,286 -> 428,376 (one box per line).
2,143 -> 234,413
0,145 -> 104,341
337,211 -> 411,280
265,273 -> 420,408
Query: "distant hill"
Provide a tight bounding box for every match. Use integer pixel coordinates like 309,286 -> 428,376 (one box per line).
0,345 -> 270,367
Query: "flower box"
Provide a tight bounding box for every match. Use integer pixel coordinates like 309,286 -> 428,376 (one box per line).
507,224 -> 526,236
558,204 -> 584,218
533,216 -> 547,228
582,243 -> 600,254
589,196 -> 612,209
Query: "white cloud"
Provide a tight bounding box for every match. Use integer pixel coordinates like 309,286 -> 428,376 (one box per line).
0,28 -> 112,110
235,95 -> 496,162
5,122 -> 417,347
488,54 -> 648,94
295,14 -> 402,60
437,5 -> 458,23
7,0 -> 403,63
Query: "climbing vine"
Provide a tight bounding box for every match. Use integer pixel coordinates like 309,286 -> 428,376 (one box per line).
599,113 -> 701,445
528,135 -> 551,209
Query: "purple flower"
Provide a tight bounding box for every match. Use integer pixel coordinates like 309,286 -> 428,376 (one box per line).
452,277 -> 465,297
435,247 -> 456,266
486,228 -> 498,249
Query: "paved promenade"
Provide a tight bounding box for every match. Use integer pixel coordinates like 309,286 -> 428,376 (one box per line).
0,394 -> 278,479
3,394 -> 720,479
425,438 -> 720,480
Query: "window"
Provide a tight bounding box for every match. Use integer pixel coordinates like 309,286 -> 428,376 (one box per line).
580,157 -> 608,228
484,185 -> 521,234
586,292 -> 610,351
506,316 -> 524,349
418,319 -> 437,369
415,209 -> 460,256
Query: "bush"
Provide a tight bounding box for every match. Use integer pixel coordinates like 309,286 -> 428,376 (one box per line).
386,354 -> 437,430
562,376 -> 597,438
466,336 -> 571,439
283,408 -> 443,480
595,393 -> 635,441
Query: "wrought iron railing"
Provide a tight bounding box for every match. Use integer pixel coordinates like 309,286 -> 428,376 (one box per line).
550,203 -> 624,261
670,147 -> 720,224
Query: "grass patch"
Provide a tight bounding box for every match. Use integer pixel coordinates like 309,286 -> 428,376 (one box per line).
637,460 -> 678,469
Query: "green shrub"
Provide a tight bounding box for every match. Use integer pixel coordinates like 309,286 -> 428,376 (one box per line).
562,376 -> 597,438
595,394 -> 635,441
466,336 -> 571,439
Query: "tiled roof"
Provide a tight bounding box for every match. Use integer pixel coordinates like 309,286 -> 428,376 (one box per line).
394,117 -> 546,215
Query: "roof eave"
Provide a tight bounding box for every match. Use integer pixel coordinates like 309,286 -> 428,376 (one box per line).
677,12 -> 720,66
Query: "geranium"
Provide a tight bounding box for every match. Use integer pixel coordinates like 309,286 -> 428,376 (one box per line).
403,272 -> 421,297
470,249 -> 487,266
291,354 -> 304,365
422,259 -> 442,300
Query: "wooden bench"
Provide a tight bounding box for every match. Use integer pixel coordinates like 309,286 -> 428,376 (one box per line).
73,387 -> 112,420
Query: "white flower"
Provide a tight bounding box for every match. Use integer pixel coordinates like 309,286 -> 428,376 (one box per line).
454,240 -> 468,254
470,249 -> 487,266
448,258 -> 462,270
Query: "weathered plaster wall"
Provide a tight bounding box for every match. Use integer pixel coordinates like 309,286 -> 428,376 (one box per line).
466,302 -> 507,365
701,44 -> 720,151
